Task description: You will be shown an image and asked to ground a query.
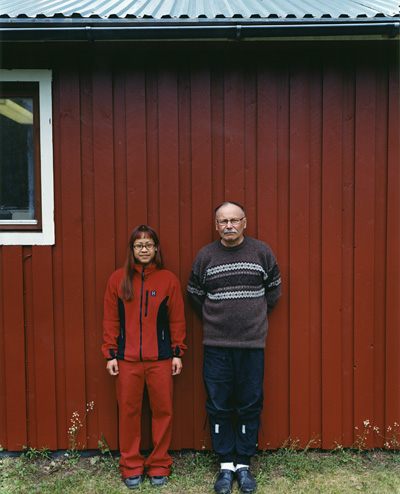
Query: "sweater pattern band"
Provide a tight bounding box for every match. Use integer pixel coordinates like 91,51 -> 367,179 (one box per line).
207,288 -> 266,300
204,261 -> 269,282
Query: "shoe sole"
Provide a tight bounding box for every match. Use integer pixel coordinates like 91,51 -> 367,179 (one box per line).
125,478 -> 144,489
150,478 -> 168,487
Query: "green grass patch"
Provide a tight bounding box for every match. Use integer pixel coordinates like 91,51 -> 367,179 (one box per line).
1,448 -> 399,493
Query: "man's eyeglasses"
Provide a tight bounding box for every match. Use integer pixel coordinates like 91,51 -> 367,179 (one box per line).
133,243 -> 155,251
216,217 -> 245,227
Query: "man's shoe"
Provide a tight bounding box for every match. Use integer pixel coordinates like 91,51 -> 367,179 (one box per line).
236,468 -> 257,493
150,476 -> 168,487
214,469 -> 234,494
124,475 -> 145,489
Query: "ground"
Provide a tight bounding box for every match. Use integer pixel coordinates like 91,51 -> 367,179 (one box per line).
1,449 -> 400,493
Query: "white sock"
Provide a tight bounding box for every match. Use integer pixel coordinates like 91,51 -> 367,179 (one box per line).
236,464 -> 249,471
221,462 -> 235,472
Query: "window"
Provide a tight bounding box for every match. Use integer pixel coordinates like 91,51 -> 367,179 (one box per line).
0,83 -> 40,228
0,70 -> 54,245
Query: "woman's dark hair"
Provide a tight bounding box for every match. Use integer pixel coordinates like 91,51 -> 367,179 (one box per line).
121,225 -> 164,301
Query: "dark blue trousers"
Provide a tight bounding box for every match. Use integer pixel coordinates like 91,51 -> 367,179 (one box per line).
203,346 -> 264,465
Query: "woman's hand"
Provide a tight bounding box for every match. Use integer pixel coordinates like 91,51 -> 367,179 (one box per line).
171,357 -> 182,376
106,358 -> 119,376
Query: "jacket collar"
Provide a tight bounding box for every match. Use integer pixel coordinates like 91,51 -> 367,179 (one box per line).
134,263 -> 157,278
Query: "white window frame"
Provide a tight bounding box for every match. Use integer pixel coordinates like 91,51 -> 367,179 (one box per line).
0,69 -> 54,245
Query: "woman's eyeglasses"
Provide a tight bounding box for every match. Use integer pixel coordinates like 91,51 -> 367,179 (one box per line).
133,243 -> 155,251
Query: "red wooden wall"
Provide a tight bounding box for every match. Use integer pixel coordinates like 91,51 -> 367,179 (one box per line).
0,41 -> 399,452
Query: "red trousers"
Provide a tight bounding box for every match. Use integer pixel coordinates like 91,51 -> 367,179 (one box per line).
116,359 -> 173,479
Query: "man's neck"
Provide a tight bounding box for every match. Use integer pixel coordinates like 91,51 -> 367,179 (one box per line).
220,236 -> 245,248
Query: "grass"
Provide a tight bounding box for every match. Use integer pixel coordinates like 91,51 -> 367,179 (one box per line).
1,448 -> 400,493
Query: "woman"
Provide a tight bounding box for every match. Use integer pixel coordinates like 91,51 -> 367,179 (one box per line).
102,225 -> 186,489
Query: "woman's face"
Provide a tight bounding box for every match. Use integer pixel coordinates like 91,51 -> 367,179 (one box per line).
132,234 -> 157,266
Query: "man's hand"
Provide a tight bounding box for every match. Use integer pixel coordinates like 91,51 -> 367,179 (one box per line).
106,358 -> 119,376
171,357 -> 183,376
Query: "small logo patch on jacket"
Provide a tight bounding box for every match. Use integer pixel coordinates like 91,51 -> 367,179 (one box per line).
151,291 -> 156,296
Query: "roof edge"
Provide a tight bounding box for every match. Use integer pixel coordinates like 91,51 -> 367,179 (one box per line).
0,18 -> 399,41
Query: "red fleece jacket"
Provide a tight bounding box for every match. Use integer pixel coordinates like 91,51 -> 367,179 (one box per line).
103,264 -> 186,362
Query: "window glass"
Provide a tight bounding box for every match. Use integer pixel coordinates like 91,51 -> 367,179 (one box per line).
0,81 -> 42,232
0,96 -> 35,221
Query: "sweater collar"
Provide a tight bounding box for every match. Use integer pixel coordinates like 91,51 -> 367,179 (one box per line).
218,235 -> 248,251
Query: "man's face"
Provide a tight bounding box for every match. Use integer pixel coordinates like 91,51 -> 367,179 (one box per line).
215,203 -> 247,247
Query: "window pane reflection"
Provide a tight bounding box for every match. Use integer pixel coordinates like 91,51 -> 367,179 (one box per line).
0,97 -> 35,221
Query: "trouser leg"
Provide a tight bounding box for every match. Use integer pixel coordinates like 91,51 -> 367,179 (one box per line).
234,348 -> 264,465
203,346 -> 235,462
144,359 -> 174,477
116,359 -> 146,479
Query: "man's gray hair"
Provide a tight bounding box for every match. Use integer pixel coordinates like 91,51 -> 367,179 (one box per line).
215,201 -> 246,218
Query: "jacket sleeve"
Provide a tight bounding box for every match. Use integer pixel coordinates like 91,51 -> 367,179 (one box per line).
102,273 -> 121,360
167,276 -> 187,357
264,250 -> 282,315
187,256 -> 206,319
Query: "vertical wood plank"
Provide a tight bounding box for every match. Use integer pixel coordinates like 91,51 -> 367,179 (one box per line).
24,248 -> 36,447
178,64 -> 195,449
92,67 -> 118,450
289,62 -> 310,447
0,249 -> 7,447
321,60 -> 343,449
191,63 -> 213,450
146,62 -> 160,232
80,67 -> 99,449
32,246 -> 57,449
224,62 -> 245,204
59,68 -> 87,449
276,63 -> 290,447
308,57 -> 322,448
126,66 -> 148,230
158,67 -> 180,275
51,70 -> 68,449
2,247 -> 27,450
211,62 -> 225,225
353,62 -> 376,447
256,62 -> 278,247
385,58 -> 400,435
256,62 -> 280,448
372,60 -> 389,447
243,61 -> 257,238
113,70 -> 128,268
340,58 -> 355,447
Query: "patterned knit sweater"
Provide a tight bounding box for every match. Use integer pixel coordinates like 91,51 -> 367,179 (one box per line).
187,235 -> 281,348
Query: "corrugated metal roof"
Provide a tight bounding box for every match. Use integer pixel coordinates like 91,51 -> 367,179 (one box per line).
1,0 -> 399,19
0,0 -> 398,42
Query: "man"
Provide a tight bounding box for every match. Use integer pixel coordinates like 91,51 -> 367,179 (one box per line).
187,202 -> 281,494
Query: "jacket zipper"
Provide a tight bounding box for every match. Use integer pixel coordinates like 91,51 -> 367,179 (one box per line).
139,266 -> 145,361
145,291 -> 149,317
